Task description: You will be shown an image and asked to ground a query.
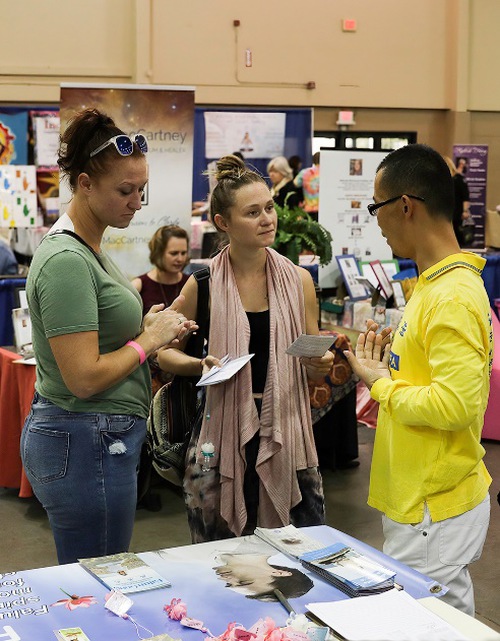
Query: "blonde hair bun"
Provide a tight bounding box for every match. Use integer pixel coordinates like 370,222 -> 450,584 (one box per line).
215,154 -> 247,181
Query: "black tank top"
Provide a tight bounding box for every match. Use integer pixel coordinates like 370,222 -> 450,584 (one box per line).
246,310 -> 270,393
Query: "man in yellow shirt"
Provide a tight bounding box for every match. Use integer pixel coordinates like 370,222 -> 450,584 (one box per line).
345,144 -> 492,616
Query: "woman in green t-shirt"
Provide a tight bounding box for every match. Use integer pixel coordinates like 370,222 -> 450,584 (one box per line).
21,108 -> 196,565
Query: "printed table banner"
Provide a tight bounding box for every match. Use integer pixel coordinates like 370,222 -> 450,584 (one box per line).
0,526 -> 440,641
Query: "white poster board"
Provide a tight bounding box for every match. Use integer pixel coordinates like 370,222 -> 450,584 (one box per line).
60,83 -> 195,279
318,149 -> 393,289
204,111 -> 286,159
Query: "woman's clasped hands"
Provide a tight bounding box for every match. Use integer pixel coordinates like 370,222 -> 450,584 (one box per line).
142,294 -> 198,349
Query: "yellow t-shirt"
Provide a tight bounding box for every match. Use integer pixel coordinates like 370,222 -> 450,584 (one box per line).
369,252 -> 493,523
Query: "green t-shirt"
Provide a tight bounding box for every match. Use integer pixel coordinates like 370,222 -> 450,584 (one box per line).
27,234 -> 151,417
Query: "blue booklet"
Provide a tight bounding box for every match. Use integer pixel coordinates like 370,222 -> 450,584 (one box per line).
79,552 -> 170,594
300,543 -> 396,597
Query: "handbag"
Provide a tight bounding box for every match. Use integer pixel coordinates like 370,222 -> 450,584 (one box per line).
309,333 -> 359,424
146,268 -> 210,481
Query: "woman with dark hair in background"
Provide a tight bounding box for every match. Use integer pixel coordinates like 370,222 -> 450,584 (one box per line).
288,155 -> 302,179
132,225 -> 190,393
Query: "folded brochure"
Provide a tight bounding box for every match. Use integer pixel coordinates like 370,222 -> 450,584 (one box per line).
78,552 -> 170,594
197,354 -> 253,386
300,543 -> 395,597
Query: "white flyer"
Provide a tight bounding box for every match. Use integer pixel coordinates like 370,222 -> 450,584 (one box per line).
286,334 -> 335,358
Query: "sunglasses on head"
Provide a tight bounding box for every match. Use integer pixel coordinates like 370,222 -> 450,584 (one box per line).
89,134 -> 148,158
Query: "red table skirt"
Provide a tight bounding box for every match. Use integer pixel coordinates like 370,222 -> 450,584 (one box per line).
0,346 -> 35,497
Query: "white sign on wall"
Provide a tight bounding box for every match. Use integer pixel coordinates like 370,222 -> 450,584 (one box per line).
318,149 -> 393,289
204,111 -> 286,159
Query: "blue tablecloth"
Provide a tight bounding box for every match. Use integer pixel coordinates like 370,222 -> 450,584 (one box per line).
0,525 -> 444,640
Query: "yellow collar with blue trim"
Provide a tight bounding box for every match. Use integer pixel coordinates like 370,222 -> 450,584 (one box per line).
422,251 -> 486,282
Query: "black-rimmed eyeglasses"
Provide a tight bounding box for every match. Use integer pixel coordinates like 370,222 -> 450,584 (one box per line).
367,194 -> 425,217
90,134 -> 148,159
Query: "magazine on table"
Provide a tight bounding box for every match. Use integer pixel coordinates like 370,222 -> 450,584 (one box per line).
300,542 -> 396,597
78,552 -> 170,594
254,524 -> 325,559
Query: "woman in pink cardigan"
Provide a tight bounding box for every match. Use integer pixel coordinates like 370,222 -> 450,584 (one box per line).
158,154 -> 333,542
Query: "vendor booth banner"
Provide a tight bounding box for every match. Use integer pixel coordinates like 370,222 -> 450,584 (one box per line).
204,111 -> 286,159
30,111 -> 60,168
318,149 -> 392,289
453,144 -> 488,248
60,83 -> 195,278
0,110 -> 28,166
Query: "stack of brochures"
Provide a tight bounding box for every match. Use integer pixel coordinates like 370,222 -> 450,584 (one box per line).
300,542 -> 396,597
79,552 -> 170,594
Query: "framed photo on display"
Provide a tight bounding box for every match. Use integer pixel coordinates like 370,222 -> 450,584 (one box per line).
360,259 -> 399,289
391,279 -> 407,308
335,254 -> 370,301
369,259 -> 394,300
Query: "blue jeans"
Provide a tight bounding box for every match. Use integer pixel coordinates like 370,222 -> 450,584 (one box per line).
20,393 -> 146,564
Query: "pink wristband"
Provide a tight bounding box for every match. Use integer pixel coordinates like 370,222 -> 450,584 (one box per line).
126,340 -> 146,365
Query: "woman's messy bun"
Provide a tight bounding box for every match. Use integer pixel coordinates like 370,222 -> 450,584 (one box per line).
214,154 -> 247,182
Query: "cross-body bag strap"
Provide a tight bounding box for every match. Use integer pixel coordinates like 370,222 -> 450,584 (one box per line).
46,229 -> 108,273
189,266 -> 210,359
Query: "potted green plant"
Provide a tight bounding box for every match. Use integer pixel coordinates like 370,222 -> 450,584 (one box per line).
272,203 -> 333,266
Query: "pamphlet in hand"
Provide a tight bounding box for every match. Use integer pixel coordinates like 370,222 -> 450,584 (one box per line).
78,552 -> 170,594
286,334 -> 335,358
197,354 -> 254,387
300,543 -> 395,597
254,524 -> 325,559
